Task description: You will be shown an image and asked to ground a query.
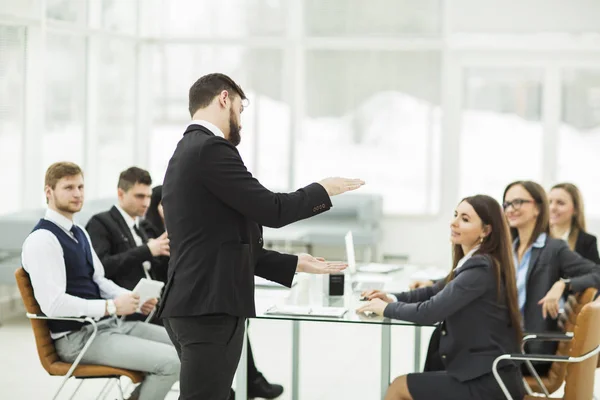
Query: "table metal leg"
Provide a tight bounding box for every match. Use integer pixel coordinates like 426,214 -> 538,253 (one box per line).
413,326 -> 422,372
292,320 -> 300,400
236,320 -> 249,400
381,324 -> 391,399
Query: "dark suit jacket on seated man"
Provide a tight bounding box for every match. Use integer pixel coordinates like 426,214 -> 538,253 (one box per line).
86,167 -> 170,293
22,162 -> 179,400
158,73 -> 363,400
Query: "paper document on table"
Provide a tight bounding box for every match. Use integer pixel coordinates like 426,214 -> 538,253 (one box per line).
357,263 -> 404,273
255,276 -> 298,288
265,305 -> 347,318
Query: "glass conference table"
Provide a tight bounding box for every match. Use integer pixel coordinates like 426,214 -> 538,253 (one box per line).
234,270 -> 434,400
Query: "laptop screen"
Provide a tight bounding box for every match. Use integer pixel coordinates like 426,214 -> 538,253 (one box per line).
345,231 -> 357,275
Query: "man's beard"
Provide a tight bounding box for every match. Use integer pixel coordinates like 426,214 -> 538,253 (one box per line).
228,108 -> 241,147
53,194 -> 82,214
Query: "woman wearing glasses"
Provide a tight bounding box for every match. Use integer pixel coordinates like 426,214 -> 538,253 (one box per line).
503,180 -> 600,374
548,183 -> 600,264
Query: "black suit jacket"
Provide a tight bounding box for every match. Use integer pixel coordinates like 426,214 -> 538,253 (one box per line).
574,230 -> 600,264
387,255 -> 520,382
521,237 -> 600,357
158,125 -> 332,319
85,206 -> 154,290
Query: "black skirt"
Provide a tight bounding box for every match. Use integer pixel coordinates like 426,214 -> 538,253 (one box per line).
407,368 -> 525,400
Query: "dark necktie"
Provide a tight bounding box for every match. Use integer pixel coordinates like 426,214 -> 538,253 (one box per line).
70,225 -> 87,247
133,224 -> 149,244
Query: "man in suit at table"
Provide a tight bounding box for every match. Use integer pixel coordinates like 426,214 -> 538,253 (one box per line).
86,167 -> 170,298
158,72 -> 365,400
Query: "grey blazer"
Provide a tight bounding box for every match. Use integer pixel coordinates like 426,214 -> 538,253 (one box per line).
520,237 -> 600,357
385,255 -> 520,382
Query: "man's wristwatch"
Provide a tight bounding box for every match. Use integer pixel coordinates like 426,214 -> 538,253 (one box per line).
106,299 -> 117,316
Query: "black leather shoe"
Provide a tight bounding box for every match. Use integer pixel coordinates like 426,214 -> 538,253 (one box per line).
247,374 -> 284,399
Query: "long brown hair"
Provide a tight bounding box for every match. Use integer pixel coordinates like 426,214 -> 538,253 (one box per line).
448,195 -> 523,342
503,180 -> 550,249
551,183 -> 586,251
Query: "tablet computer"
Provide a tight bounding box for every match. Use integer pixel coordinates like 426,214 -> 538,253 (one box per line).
132,278 -> 165,312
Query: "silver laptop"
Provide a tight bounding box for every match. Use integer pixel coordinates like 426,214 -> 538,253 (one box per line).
345,231 -> 386,292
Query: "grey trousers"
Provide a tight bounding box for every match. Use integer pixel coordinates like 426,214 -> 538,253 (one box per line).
54,317 -> 180,400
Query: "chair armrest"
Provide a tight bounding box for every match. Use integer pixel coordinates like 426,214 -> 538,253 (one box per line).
493,346 -> 600,400
522,332 -> 574,343
505,353 -> 570,362
520,332 -> 575,398
26,313 -> 96,325
26,313 -> 102,382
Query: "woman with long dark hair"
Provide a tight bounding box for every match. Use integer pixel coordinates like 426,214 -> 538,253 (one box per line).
359,195 -> 524,400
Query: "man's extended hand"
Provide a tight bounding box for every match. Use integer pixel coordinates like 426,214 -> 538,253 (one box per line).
296,253 -> 347,274
318,177 -> 365,197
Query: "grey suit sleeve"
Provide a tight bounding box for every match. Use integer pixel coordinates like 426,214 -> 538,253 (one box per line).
392,280 -> 445,303
558,242 -> 600,292
383,264 -> 491,325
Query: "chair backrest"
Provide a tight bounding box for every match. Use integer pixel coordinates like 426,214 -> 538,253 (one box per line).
563,298 -> 600,400
14,267 -> 61,375
540,288 -> 597,393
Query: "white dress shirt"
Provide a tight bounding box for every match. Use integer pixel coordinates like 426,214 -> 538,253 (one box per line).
189,119 -> 225,138
115,205 -> 151,279
454,245 -> 481,272
21,208 -> 129,338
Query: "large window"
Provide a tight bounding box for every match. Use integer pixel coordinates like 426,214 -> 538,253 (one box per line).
0,0 -> 41,18
558,69 -> 600,217
93,39 -> 137,198
46,0 -> 87,25
304,0 -> 441,37
459,68 -> 544,200
149,45 -> 289,189
450,0 -> 600,34
43,33 -> 86,198
100,0 -> 137,34
145,0 -> 288,38
297,51 -> 441,214
0,26 -> 26,215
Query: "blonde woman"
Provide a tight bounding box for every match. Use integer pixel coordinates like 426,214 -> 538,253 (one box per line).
549,183 -> 599,263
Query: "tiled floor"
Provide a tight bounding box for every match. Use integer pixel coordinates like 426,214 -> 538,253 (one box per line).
1,314 -> 599,399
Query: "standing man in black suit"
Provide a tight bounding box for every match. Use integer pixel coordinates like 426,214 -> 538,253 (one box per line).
86,167 -> 170,293
159,73 -> 364,400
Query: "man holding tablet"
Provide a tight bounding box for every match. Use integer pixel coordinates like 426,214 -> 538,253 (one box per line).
21,162 -> 179,400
